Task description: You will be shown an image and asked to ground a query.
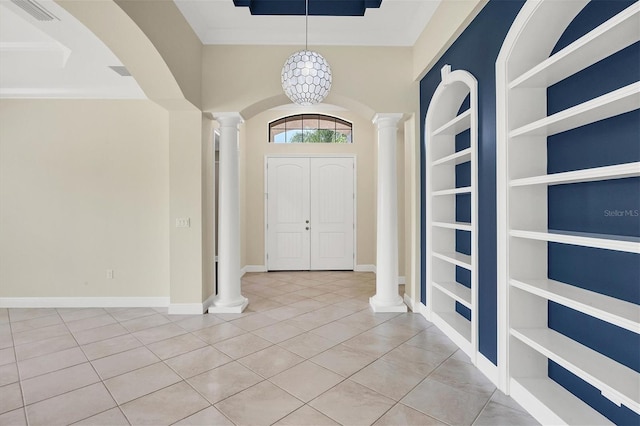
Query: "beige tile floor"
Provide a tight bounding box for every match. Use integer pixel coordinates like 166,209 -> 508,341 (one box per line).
0,271 -> 539,426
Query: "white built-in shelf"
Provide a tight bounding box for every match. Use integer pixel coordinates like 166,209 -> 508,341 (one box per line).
426,66 -> 477,365
433,109 -> 471,136
510,162 -> 640,187
511,327 -> 640,414
509,3 -> 640,89
432,221 -> 473,232
511,278 -> 640,333
510,229 -> 640,253
433,251 -> 472,269
500,1 -> 639,422
433,311 -> 472,341
432,148 -> 472,166
432,186 -> 472,197
433,280 -> 472,308
510,82 -> 640,138
509,378 -> 613,425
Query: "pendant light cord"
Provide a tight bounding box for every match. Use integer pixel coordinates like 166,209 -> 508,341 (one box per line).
305,0 -> 308,51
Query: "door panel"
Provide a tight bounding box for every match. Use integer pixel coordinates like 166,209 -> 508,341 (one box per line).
267,157 -> 354,271
267,158 -> 310,270
310,157 -> 354,270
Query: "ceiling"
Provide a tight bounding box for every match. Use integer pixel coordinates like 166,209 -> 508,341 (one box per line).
175,0 -> 440,46
0,0 -> 145,99
0,0 -> 440,100
231,0 -> 383,17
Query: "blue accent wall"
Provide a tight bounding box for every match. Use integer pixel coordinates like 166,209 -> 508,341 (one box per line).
548,244 -> 640,304
547,42 -> 639,115
233,0 -> 382,16
548,361 -> 640,426
547,110 -> 640,173
420,0 -> 638,420
420,0 -> 525,364
551,0 -> 636,54
548,178 -> 640,238
546,1 -> 640,423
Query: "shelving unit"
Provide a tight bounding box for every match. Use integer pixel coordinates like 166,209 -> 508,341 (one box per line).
425,65 -> 478,361
432,187 -> 471,197
509,4 -> 639,89
510,229 -> 640,253
509,83 -> 639,138
432,280 -> 472,308
510,162 -> 640,187
432,221 -> 473,232
510,278 -> 639,333
497,1 -> 640,424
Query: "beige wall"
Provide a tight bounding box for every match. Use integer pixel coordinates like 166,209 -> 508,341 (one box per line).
202,118 -> 216,300
115,0 -> 203,109
242,108 -> 381,269
56,0 -> 189,111
0,100 -> 170,298
403,114 -> 420,301
412,0 -> 487,80
0,1 -> 488,307
202,45 -> 417,119
168,110 -> 206,305
397,129 -> 405,277
202,44 -> 414,275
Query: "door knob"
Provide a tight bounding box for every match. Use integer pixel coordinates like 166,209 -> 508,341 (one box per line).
305,227 -> 310,230
305,220 -> 309,223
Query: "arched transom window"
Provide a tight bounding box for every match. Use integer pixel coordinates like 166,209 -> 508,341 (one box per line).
269,114 -> 352,143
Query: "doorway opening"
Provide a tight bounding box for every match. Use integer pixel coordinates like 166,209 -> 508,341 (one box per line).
266,156 -> 356,271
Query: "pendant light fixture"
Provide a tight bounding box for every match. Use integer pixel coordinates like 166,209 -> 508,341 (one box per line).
281,0 -> 332,105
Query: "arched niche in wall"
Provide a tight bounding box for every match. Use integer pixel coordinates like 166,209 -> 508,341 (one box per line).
424,65 -> 479,363
496,1 -> 639,424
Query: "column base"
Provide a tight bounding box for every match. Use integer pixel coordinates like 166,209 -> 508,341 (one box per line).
369,295 -> 407,313
208,296 -> 249,314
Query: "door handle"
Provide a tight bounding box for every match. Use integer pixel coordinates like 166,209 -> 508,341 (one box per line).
305,220 -> 309,223
305,227 -> 310,230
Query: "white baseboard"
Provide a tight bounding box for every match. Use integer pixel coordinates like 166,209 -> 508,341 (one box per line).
416,301 -> 430,321
355,264 -> 376,273
168,293 -> 216,315
477,353 -> 499,387
403,293 -> 416,312
354,265 -> 404,284
414,298 -> 500,392
0,297 -> 170,309
243,265 -> 267,274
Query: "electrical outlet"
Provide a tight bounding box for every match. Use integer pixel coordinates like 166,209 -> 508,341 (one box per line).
107,269 -> 114,279
176,218 -> 191,228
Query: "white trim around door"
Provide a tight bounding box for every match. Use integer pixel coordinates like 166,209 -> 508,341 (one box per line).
265,155 -> 357,271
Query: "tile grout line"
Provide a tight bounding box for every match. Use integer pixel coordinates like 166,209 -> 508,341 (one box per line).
59,308 -> 132,426
303,323 -> 443,426
469,389 -> 497,426
5,309 -> 29,425
5,272 -> 521,426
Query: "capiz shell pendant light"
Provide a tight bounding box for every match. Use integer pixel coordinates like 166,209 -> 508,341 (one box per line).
281,0 -> 332,105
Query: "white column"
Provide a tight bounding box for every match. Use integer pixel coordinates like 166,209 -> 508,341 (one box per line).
208,113 -> 248,313
370,113 -> 407,313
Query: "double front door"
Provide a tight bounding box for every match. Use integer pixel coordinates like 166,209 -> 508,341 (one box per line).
267,157 -> 355,271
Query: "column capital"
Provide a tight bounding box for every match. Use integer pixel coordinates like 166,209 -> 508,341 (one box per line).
372,113 -> 403,129
213,112 -> 244,128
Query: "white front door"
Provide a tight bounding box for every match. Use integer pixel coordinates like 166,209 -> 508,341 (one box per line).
267,158 -> 311,271
267,157 -> 354,271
